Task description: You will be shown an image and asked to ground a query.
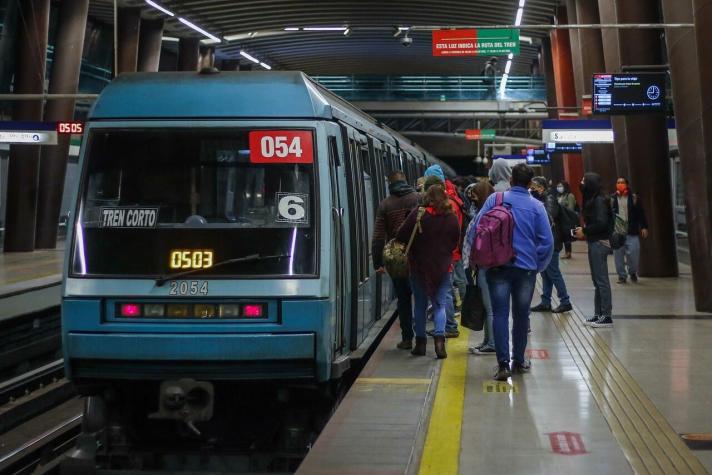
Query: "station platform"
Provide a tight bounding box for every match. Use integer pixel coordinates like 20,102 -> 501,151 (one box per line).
0,244 -> 63,320
298,242 -> 712,475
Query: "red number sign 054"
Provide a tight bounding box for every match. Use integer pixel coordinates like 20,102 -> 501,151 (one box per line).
249,130 -> 314,164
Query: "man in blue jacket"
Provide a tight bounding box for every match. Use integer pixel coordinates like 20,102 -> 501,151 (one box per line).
474,164 -> 553,381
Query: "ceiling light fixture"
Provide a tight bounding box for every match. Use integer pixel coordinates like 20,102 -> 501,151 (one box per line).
239,50 -> 260,64
178,17 -> 221,43
515,7 -> 524,26
504,60 -> 512,75
284,27 -> 300,31
259,62 -> 272,70
145,0 -> 174,17
519,0 -> 526,6
520,35 -> 533,44
344,27 -> 351,36
303,26 -> 348,31
508,52 -> 514,60
162,36 -> 179,42
500,2 -> 526,97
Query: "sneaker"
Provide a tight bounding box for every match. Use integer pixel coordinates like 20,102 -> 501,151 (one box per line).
444,330 -> 460,338
511,360 -> 532,374
396,339 -> 413,350
630,273 -> 638,282
493,362 -> 512,381
617,277 -> 627,284
591,316 -> 613,328
530,303 -> 552,312
584,315 -> 600,326
552,303 -> 573,313
473,345 -> 496,355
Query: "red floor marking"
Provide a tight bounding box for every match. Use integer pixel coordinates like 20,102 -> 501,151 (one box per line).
526,348 -> 549,359
548,432 -> 588,455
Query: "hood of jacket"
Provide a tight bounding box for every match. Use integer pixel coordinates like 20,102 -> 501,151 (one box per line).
445,180 -> 463,207
388,180 -> 415,197
488,158 -> 512,185
582,172 -> 602,203
424,164 -> 446,182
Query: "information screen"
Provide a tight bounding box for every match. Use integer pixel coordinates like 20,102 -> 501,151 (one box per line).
545,143 -> 583,154
593,73 -> 666,114
525,149 -> 551,165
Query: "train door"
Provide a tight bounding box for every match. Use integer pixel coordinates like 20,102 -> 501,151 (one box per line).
327,133 -> 348,355
339,123 -> 374,350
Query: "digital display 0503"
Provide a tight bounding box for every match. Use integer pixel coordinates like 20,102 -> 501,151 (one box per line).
169,250 -> 214,269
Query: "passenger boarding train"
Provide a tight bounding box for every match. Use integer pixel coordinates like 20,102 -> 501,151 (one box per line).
61,70 -> 454,459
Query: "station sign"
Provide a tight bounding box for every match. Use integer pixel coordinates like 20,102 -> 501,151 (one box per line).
465,128 -> 496,140
0,121 -> 79,145
542,119 -> 614,144
432,29 -> 519,57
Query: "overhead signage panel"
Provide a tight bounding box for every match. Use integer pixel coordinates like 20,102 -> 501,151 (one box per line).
592,73 -> 666,114
432,29 -> 519,57
465,128 -> 496,140
543,129 -> 614,143
0,131 -> 57,144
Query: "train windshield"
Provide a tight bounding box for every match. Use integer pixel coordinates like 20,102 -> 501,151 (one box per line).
71,128 -> 318,277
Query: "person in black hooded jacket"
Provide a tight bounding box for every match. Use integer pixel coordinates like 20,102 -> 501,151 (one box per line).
573,173 -> 614,328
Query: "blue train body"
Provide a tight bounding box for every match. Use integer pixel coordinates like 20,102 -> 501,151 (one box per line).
62,71 -> 451,390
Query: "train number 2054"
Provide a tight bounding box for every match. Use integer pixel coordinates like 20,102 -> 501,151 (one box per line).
169,280 -> 209,296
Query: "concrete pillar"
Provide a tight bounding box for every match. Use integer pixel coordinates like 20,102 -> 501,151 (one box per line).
549,7 -> 584,205
137,18 -> 164,72
4,0 -> 50,252
564,1 -> 584,104
35,0 -> 89,249
117,7 -> 141,74
597,0 -> 630,179
665,0 -> 712,310
540,37 -> 558,119
178,37 -> 200,71
569,0 -> 617,189
0,0 -> 18,93
614,0 -> 678,277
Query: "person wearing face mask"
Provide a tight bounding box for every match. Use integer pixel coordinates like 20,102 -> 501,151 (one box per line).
556,181 -> 577,259
463,180 -> 497,355
610,177 -> 649,284
573,173 -> 614,328
529,177 -> 573,314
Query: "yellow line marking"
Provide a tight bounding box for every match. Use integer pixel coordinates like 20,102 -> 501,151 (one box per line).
482,381 -> 518,393
418,326 -> 470,475
355,377 -> 432,385
543,283 -> 707,474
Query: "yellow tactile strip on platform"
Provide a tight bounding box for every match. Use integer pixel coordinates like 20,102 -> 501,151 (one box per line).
418,326 -> 470,475
548,292 -> 708,475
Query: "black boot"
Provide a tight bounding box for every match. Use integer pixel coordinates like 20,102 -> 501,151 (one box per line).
411,337 -> 427,356
433,336 -> 447,359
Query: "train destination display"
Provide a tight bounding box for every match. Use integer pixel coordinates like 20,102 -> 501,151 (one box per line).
592,73 -> 666,114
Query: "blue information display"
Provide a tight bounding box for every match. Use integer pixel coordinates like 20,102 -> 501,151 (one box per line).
545,142 -> 582,154
526,148 -> 551,165
592,73 -> 666,114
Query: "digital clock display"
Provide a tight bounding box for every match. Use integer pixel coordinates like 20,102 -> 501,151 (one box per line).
169,250 -> 214,269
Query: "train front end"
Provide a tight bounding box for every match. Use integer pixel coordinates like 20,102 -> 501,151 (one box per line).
61,117 -> 336,431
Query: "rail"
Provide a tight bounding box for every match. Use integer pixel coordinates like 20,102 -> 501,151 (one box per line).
313,75 -> 547,101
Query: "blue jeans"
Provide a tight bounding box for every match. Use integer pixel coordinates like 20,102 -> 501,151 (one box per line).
391,277 -> 413,340
411,273 -> 450,338
452,260 -> 467,304
540,252 -> 570,306
487,266 -> 537,364
614,235 -> 640,280
445,272 -> 459,332
478,268 -> 495,348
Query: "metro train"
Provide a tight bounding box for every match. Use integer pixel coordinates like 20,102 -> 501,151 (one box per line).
61,70 -> 454,465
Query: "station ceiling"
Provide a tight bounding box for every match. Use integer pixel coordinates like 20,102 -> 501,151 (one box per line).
89,0 -> 559,74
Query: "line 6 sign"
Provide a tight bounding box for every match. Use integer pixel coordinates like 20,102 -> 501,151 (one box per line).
249,130 -> 314,164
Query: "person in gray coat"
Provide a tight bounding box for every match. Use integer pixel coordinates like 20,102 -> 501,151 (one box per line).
488,158 -> 512,192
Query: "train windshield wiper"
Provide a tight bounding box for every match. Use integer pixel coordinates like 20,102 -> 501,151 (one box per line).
154,253 -> 290,286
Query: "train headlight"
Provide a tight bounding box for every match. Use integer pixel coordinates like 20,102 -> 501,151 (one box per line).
242,304 -> 264,318
166,304 -> 190,317
219,304 -> 240,318
194,304 -> 216,318
119,303 -> 141,317
144,304 -> 165,317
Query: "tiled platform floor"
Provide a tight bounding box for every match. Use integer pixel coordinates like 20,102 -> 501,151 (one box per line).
300,242 -> 712,475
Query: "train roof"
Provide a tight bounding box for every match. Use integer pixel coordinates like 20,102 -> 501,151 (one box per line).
89,71 -> 455,177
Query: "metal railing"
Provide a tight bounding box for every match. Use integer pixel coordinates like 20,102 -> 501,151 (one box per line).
313,75 -> 547,101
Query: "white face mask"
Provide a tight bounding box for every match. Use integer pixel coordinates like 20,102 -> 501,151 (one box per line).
557,186 -> 565,194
